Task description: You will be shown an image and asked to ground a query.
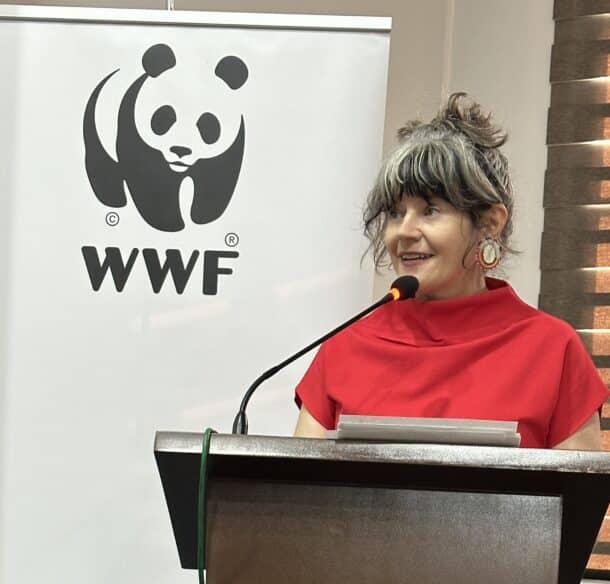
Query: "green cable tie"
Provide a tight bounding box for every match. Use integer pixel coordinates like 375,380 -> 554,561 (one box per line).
198,428 -> 216,584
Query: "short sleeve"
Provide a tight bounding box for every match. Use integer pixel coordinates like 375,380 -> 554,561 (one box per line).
294,344 -> 336,429
547,331 -> 609,447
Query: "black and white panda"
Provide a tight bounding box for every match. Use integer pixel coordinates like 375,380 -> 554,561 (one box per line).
83,43 -> 248,232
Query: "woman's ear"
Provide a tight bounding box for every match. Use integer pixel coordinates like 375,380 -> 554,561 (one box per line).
479,204 -> 508,238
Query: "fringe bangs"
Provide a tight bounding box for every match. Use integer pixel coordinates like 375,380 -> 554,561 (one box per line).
379,140 -> 462,211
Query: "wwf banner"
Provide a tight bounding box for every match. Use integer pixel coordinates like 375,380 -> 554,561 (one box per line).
0,6 -> 390,584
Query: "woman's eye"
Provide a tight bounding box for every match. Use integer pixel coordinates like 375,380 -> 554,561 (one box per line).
425,206 -> 440,216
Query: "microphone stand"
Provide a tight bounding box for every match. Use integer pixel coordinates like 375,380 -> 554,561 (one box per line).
232,292 -> 395,435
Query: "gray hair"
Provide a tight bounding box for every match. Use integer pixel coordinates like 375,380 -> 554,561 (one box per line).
363,92 -> 515,268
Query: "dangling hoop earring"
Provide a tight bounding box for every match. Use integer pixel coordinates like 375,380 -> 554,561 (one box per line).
477,236 -> 502,270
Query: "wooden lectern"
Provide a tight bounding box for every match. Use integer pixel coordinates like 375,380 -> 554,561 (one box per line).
154,432 -> 610,584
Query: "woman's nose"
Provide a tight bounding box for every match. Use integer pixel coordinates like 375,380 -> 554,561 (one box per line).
396,212 -> 422,239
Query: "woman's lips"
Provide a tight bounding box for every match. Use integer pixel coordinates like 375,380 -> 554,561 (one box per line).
398,254 -> 434,267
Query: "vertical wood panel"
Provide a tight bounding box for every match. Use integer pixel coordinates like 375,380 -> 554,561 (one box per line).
548,1 -> 610,574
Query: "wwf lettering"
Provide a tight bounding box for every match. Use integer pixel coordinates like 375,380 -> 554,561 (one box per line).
82,247 -> 238,294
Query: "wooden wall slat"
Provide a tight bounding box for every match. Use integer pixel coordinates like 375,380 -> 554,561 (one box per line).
589,553 -> 610,570
541,291 -> 610,305
543,229 -> 610,244
548,103 -> 610,142
544,168 -> 610,206
551,80 -> 610,106
556,15 -> 610,41
540,290 -> 610,305
541,268 -> 610,294
538,302 -> 604,328
544,206 -> 610,231
547,143 -> 610,168
551,40 -> 610,81
595,542 -> 610,554
578,331 -> 610,354
540,234 -> 610,269
538,299 -> 610,328
555,0 -> 610,19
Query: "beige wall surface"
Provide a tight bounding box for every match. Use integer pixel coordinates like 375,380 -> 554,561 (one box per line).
2,0 -> 552,305
448,0 -> 553,306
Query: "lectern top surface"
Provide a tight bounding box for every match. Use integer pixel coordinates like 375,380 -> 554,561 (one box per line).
154,431 -> 610,475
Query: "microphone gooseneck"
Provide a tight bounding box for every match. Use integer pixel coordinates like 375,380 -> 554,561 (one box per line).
231,275 -> 419,434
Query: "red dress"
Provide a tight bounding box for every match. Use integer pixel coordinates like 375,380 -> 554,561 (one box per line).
295,278 -> 609,448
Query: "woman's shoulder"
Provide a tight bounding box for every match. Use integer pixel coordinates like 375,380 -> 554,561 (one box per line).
522,304 -> 580,341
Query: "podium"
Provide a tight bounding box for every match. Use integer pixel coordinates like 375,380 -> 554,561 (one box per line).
154,432 -> 610,584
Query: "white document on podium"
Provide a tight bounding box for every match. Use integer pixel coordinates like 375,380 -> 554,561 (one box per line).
328,415 -> 521,447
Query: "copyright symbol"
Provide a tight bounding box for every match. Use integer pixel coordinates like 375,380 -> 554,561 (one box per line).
106,212 -> 120,227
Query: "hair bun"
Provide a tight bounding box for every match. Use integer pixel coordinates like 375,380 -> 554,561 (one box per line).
396,120 -> 422,141
439,92 -> 507,149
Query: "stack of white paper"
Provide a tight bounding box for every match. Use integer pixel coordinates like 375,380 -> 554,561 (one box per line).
327,415 -> 521,447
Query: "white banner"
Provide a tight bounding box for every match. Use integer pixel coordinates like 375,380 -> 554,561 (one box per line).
0,6 -> 390,583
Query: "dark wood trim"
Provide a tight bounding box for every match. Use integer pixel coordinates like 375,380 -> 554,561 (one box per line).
544,168 -> 610,206
551,80 -> 610,106
544,206 -> 610,231
556,15 -> 610,41
551,40 -> 610,82
547,143 -> 610,168
548,104 -> 610,143
554,0 -> 610,20
540,268 -> 610,294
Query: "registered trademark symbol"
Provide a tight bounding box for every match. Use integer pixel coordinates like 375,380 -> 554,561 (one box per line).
106,212 -> 120,227
225,232 -> 239,247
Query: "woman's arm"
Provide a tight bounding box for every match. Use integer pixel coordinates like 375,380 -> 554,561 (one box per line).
553,411 -> 602,450
294,405 -> 327,438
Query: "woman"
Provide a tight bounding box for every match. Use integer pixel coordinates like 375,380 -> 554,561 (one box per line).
294,93 -> 607,449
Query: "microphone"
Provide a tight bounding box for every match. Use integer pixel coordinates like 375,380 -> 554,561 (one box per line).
231,275 -> 419,434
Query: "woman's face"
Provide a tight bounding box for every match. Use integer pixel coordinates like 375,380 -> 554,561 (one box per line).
383,194 -> 485,300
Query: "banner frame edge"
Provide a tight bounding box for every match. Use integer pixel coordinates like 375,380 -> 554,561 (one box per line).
0,4 -> 392,32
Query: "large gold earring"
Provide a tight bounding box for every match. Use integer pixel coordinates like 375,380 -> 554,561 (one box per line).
477,236 -> 502,270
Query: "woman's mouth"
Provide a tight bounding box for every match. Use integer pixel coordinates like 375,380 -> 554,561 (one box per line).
398,253 -> 434,267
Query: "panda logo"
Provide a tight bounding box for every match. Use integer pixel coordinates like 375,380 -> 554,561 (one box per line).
83,43 -> 248,232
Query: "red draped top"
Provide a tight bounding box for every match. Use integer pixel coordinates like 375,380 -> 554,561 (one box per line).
295,278 -> 609,448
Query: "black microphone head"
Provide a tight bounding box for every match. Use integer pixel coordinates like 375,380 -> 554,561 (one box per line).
390,275 -> 419,300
